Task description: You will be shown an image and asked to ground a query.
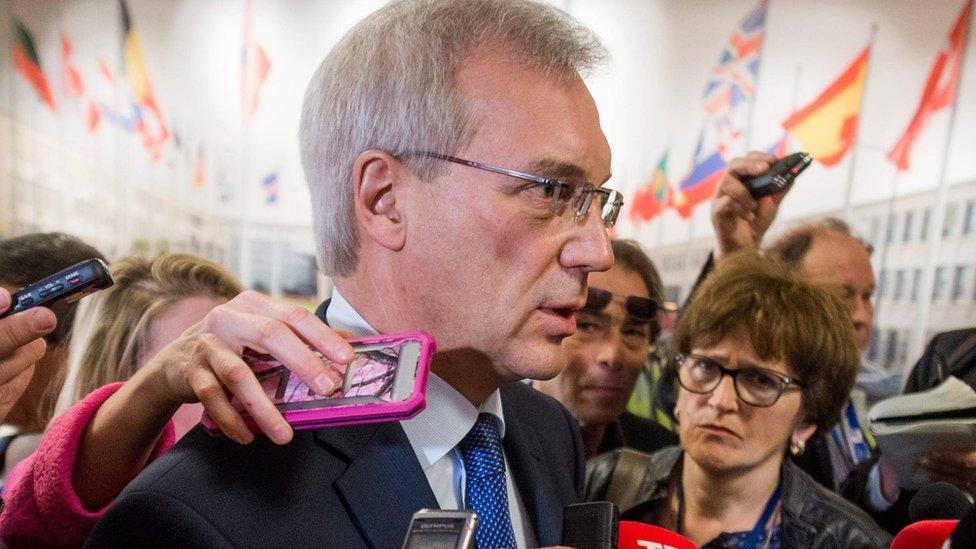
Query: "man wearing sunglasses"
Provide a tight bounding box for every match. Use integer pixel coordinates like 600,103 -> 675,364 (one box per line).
88,1 -> 623,547
536,240 -> 677,460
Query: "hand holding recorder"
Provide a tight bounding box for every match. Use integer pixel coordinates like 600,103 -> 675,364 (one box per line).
0,288 -> 56,424
710,151 -> 811,262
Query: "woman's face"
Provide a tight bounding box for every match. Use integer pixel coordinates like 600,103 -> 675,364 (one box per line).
139,295 -> 227,439
676,328 -> 813,475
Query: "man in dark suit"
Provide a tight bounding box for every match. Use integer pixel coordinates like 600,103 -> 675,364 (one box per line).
87,0 -> 621,546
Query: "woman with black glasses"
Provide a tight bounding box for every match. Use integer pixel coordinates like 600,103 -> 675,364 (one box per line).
586,251 -> 890,548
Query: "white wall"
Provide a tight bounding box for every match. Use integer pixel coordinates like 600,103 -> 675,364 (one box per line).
2,0 -> 974,266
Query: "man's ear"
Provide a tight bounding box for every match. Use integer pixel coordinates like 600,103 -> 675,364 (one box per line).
352,150 -> 407,252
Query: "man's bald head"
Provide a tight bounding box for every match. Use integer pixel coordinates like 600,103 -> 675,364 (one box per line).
768,218 -> 875,353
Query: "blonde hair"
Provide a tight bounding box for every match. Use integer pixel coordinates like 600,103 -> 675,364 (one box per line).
55,254 -> 242,417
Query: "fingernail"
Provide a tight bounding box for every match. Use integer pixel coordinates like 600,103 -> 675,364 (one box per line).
337,344 -> 354,363
313,372 -> 336,395
30,309 -> 56,331
271,423 -> 291,444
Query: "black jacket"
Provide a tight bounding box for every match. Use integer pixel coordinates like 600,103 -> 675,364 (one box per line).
86,300 -> 585,547
586,446 -> 891,549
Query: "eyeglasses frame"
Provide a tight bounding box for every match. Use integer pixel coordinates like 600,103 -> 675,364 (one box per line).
674,353 -> 806,408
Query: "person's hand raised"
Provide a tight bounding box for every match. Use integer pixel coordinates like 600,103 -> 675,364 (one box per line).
0,288 -> 56,423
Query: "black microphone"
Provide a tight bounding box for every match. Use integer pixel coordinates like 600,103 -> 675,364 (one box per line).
951,501 -> 976,548
561,501 -> 618,549
909,482 -> 974,522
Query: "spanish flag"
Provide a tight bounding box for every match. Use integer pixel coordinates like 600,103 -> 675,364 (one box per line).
782,47 -> 870,167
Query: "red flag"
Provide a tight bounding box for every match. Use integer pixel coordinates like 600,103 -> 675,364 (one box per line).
60,32 -> 101,133
242,0 -> 272,122
630,152 -> 672,223
12,17 -> 56,112
887,2 -> 971,171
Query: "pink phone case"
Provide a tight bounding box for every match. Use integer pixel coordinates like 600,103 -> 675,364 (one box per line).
201,331 -> 435,434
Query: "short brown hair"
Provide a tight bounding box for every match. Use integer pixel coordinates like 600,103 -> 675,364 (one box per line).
674,251 -> 858,431
611,239 -> 664,341
57,253 -> 242,414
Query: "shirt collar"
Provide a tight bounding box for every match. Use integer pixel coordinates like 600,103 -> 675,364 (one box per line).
326,287 -> 378,337
324,287 -> 505,471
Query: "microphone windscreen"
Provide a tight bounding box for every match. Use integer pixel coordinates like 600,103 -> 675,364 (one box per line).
951,503 -> 976,548
618,521 -> 696,549
891,520 -> 958,549
561,501 -> 618,549
910,482 -> 973,521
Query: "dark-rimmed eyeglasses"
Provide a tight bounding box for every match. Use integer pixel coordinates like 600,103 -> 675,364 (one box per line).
407,152 -> 623,228
675,354 -> 805,408
584,287 -> 658,320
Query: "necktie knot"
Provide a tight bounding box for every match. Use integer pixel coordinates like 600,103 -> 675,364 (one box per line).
459,413 -> 506,479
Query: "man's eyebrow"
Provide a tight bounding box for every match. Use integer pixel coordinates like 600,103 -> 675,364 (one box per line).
528,159 -> 611,185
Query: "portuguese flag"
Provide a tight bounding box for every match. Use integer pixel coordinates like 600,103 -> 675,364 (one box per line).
13,17 -> 57,112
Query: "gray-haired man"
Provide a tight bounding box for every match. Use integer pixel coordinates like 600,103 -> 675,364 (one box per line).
89,1 -> 620,546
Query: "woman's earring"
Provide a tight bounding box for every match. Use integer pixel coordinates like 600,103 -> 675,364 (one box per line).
789,439 -> 806,456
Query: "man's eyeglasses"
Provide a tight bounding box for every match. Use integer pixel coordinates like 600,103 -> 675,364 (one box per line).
409,152 -> 623,228
584,287 -> 657,320
674,354 -> 805,408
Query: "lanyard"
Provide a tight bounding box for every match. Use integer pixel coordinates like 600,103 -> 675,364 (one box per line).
677,480 -> 782,548
831,403 -> 871,464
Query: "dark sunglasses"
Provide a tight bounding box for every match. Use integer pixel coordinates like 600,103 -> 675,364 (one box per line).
583,286 -> 658,320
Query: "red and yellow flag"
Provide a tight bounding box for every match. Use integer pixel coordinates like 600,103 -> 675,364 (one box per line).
782,47 -> 870,167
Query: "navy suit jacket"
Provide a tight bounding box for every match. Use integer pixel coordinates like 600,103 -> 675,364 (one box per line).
86,302 -> 584,548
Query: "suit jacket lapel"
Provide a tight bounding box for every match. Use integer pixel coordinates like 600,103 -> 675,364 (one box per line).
502,389 -> 564,546
316,422 -> 438,548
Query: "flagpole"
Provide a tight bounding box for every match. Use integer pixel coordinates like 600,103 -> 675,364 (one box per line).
841,23 -> 878,222
743,0 -> 769,151
873,168 -> 900,329
907,0 -> 974,375
2,1 -> 15,235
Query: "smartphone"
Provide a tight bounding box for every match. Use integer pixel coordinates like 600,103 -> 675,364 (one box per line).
202,331 -> 435,433
0,258 -> 113,319
561,501 -> 618,549
402,509 -> 478,549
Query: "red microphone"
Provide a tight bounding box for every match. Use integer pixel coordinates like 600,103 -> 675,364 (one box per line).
890,519 -> 959,549
618,521 -> 696,549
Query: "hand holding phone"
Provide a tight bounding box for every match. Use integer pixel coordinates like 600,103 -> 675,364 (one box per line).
202,331 -> 435,433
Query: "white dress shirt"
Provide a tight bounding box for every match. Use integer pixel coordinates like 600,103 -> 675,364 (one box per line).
326,289 -> 536,548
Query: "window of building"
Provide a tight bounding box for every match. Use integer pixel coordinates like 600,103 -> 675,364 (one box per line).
963,200 -> 976,236
884,329 -> 899,367
902,210 -> 915,243
952,265 -> 972,301
878,269 -> 889,299
943,203 -> 958,238
920,207 -> 931,242
894,269 -> 906,301
886,212 -> 898,244
933,266 -> 948,301
867,330 -> 880,362
868,215 -> 882,246
911,268 -> 921,302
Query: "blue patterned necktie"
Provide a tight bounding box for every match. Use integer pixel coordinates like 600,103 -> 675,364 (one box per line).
458,413 -> 518,549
